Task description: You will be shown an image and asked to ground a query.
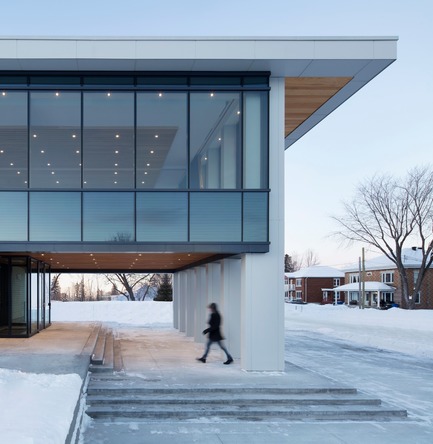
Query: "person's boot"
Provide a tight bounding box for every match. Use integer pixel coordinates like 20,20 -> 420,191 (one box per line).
223,357 -> 233,365
197,357 -> 206,363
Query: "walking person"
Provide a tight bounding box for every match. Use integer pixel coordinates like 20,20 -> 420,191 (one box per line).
197,302 -> 233,365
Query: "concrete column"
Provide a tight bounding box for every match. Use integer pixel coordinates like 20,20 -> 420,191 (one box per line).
206,262 -> 222,306
240,77 -> 285,371
185,269 -> 195,337
178,271 -> 187,333
172,272 -> 180,329
194,266 -> 207,343
221,258 -> 241,358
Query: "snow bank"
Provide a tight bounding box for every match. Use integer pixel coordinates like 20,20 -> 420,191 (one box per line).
0,369 -> 82,444
52,300 -> 173,326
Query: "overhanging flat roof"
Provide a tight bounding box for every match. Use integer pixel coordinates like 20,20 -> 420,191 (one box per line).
0,36 -> 397,149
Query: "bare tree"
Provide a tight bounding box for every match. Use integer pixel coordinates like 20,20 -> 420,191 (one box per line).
303,249 -> 320,267
104,273 -> 156,301
332,166 -> 433,309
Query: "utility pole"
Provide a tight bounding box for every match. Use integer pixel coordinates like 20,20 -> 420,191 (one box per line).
361,247 -> 366,309
358,257 -> 362,309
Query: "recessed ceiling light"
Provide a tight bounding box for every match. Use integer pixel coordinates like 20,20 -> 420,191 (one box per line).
55,92 -> 60,97
114,172 -> 118,175
10,162 -> 13,166
33,134 -> 37,138
40,150 -> 45,154
150,150 -> 154,154
237,111 -> 241,115
115,134 -> 120,138
158,93 -> 163,97
56,180 -> 59,184
146,163 -> 150,166
210,93 -> 214,97
47,163 -> 51,166
115,150 -> 119,154
107,92 -> 111,97
76,150 -> 80,154
0,150 -> 3,153
154,134 -> 159,138
17,171 -> 21,175
51,171 -> 55,175
144,172 -> 148,175
72,134 -> 76,138
1,92 -> 6,96
114,163 -> 118,167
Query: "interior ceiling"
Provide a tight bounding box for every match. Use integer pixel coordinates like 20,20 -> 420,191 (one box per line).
284,77 -> 352,137
25,252 -> 227,273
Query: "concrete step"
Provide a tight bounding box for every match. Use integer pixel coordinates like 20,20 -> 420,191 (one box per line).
84,377 -> 407,423
86,404 -> 408,421
89,327 -> 114,373
87,393 -> 382,406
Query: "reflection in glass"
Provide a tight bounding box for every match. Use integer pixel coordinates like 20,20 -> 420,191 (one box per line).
83,192 -> 134,241
137,192 -> 187,241
30,260 -> 38,335
137,93 -> 188,189
0,92 -> 28,188
0,192 -> 28,241
30,92 -> 81,188
243,91 -> 268,189
190,192 -> 241,241
190,93 -> 241,189
243,192 -> 268,242
30,192 -> 81,241
83,92 -> 134,188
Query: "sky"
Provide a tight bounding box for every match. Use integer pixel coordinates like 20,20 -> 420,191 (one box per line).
1,300 -> 432,442
2,0 -> 433,268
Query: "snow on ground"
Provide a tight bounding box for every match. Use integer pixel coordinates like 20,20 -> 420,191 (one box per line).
285,302 -> 433,359
2,300 -> 433,443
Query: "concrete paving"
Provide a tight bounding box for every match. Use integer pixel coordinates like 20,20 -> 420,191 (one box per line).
0,323 -> 431,443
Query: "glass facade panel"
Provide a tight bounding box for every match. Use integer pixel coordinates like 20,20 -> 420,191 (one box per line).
11,265 -> 27,336
30,260 -> 38,335
190,192 -> 241,241
0,91 -> 28,188
30,192 -> 81,241
137,192 -> 187,242
243,192 -> 268,242
83,192 -> 134,241
190,92 -> 241,189
0,192 -> 28,241
83,92 -> 134,188
30,92 -> 81,188
137,93 -> 187,189
243,91 -> 268,189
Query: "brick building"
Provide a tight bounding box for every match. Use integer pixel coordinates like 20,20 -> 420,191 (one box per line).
343,248 -> 433,309
285,266 -> 344,304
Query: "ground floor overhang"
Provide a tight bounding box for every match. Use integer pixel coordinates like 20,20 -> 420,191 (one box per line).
0,241 -> 269,272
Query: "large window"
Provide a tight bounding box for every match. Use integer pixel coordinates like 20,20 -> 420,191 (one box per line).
83,192 -> 134,241
0,92 -> 28,188
83,92 -> 134,188
136,192 -> 187,242
190,92 -> 241,189
0,192 -> 28,241
137,93 -> 187,189
30,92 -> 81,188
190,192 -> 241,241
30,192 -> 81,241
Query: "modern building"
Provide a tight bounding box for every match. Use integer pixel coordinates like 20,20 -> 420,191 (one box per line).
342,248 -> 433,309
0,37 -> 397,370
285,266 -> 345,304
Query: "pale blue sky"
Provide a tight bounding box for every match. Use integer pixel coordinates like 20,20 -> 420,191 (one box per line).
2,0 -> 432,267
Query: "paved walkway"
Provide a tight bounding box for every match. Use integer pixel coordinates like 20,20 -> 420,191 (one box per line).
1,323 -> 431,443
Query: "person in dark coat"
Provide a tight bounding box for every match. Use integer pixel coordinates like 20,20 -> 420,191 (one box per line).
197,302 -> 233,365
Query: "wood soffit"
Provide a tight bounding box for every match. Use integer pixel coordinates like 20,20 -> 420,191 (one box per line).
285,77 -> 352,137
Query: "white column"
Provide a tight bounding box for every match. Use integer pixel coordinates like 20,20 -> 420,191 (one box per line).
185,269 -> 195,337
194,266 -> 207,343
178,271 -> 187,333
173,272 -> 180,329
240,77 -> 285,371
221,258 -> 241,358
206,262 -> 221,306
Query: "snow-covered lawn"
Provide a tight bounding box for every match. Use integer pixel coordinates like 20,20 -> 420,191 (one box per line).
1,300 -> 433,443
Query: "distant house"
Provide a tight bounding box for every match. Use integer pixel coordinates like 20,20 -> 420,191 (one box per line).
342,248 -> 433,309
285,266 -> 345,304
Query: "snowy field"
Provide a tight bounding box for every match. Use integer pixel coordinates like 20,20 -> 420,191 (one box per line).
1,301 -> 433,443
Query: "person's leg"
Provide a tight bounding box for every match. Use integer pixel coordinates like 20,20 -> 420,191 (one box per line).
197,339 -> 212,363
217,341 -> 233,363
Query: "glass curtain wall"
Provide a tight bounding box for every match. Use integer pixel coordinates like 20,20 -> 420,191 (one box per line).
0,76 -> 269,245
